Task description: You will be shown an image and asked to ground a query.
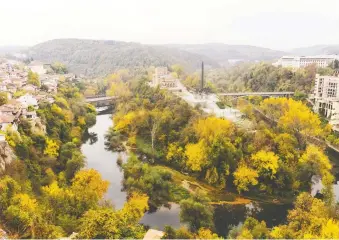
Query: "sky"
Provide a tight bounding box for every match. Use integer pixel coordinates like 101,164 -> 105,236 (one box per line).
1,0 -> 339,50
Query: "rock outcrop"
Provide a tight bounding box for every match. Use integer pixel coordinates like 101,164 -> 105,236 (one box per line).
0,141 -> 16,172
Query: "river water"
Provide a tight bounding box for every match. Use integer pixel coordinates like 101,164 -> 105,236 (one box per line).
81,113 -> 339,237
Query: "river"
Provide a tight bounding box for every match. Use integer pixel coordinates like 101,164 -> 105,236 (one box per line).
81,113 -> 339,237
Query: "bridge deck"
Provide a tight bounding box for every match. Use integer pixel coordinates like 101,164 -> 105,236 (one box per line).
85,96 -> 117,102
218,92 -> 294,97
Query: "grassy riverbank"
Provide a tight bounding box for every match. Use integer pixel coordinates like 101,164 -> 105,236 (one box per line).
154,165 -> 292,205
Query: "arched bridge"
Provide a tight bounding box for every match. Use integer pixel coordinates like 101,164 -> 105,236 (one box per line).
85,95 -> 118,107
218,91 -> 294,97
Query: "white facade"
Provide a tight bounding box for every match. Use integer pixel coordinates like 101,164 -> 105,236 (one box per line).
275,55 -> 339,69
152,67 -> 169,86
28,61 -> 47,75
313,74 -> 339,131
18,94 -> 38,108
152,67 -> 178,89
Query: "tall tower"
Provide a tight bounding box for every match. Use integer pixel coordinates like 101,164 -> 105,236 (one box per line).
201,61 -> 204,91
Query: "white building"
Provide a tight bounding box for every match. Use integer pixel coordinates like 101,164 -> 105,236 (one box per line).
0,114 -> 17,131
152,67 -> 179,89
313,73 -> 339,131
274,55 -> 339,69
27,61 -> 47,75
17,94 -> 38,109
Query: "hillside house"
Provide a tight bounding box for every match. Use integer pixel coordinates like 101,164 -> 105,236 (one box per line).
22,109 -> 37,120
152,67 -> 179,89
22,84 -> 38,92
28,61 -> 47,75
18,94 -> 38,109
0,114 -> 17,131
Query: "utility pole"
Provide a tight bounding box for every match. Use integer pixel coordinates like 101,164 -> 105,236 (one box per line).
201,61 -> 204,91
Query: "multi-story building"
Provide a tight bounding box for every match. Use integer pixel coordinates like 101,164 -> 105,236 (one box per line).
274,55 -> 339,69
313,73 -> 339,131
152,67 -> 178,89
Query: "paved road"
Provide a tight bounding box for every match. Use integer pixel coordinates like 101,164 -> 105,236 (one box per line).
174,81 -> 243,122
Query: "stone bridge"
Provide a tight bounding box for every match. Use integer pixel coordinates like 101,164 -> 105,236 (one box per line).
218,91 -> 294,97
85,95 -> 118,107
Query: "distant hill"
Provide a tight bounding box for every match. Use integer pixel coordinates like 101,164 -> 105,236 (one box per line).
27,39 -> 219,77
0,45 -> 28,58
166,43 -> 286,65
291,45 -> 339,56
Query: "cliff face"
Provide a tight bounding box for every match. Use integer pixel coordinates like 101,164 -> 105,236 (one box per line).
0,141 -> 16,172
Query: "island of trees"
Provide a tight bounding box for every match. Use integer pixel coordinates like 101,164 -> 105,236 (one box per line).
1,61 -> 339,239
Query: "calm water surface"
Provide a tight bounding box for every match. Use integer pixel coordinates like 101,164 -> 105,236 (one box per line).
81,114 -> 339,237
81,114 -> 181,229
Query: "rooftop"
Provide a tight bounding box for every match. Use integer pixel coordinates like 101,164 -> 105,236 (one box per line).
281,55 -> 339,60
0,114 -> 15,124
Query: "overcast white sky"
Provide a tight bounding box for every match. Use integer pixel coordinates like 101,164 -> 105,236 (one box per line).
1,0 -> 339,50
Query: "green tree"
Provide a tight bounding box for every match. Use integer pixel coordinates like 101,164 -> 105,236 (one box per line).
179,192 -> 214,232
0,91 -> 8,105
27,70 -> 40,87
51,62 -> 68,74
78,193 -> 149,239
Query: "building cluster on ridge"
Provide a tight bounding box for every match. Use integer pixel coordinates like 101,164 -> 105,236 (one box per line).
313,73 -> 339,131
0,58 -> 77,141
151,67 -> 180,90
273,54 -> 339,132
274,55 -> 339,68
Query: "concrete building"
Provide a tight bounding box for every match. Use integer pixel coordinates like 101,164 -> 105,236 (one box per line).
152,67 -> 178,89
274,55 -> 339,69
0,114 -> 17,131
313,73 -> 339,131
17,94 -> 38,109
27,61 -> 47,75
22,110 -> 37,120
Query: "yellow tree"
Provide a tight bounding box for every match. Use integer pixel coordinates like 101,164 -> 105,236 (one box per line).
4,194 -> 38,237
251,150 -> 279,178
44,138 -> 60,158
195,228 -> 220,239
278,101 -> 322,138
299,145 -> 334,201
193,117 -> 235,144
171,64 -> 184,78
78,192 -> 148,239
274,133 -> 298,164
233,165 -> 259,193
185,140 -> 208,171
106,81 -> 131,99
269,193 -> 339,239
28,70 -> 40,87
71,169 -> 109,202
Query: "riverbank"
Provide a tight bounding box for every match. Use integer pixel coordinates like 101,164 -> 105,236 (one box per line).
154,165 -> 294,205
83,113 -> 295,237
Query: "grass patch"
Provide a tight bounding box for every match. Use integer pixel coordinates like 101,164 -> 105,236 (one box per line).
135,136 -> 163,158
154,165 -> 240,204
216,101 -> 226,109
170,184 -> 190,202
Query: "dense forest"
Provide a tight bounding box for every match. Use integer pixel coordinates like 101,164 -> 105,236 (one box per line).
27,39 -> 219,76
182,62 -> 336,94
0,79 -> 151,238
104,77 -> 339,238
2,63 -> 339,238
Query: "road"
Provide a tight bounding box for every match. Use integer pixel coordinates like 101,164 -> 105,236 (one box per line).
173,81 -> 244,123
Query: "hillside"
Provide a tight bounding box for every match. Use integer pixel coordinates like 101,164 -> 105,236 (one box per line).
27,39 -> 219,76
291,44 -> 339,56
167,43 -> 286,65
0,45 -> 28,58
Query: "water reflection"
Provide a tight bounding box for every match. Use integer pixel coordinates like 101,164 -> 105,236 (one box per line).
140,203 -> 181,230
214,203 -> 292,237
81,114 -> 127,209
81,114 -> 294,236
311,175 -> 339,202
